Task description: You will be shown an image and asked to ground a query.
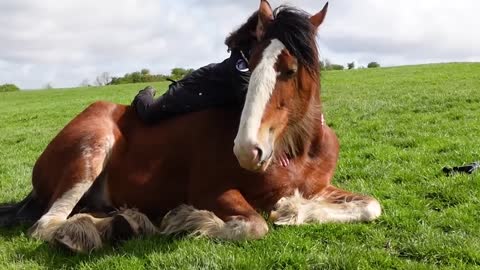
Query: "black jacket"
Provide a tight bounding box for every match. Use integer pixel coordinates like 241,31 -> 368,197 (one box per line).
133,49 -> 251,123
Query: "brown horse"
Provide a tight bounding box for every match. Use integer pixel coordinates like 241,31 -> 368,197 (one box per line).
0,1 -> 381,253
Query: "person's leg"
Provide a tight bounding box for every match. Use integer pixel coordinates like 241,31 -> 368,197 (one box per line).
132,86 -> 179,124
131,81 -> 239,125
131,86 -> 156,122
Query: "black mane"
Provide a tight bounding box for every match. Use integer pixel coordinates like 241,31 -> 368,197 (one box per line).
265,6 -> 319,74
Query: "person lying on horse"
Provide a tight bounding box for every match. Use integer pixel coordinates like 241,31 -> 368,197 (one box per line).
131,12 -> 291,167
131,12 -> 258,124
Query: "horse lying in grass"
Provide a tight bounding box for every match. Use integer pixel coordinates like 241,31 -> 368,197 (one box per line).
0,1 -> 381,253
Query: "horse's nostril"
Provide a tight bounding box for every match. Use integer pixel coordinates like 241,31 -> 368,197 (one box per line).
254,146 -> 263,162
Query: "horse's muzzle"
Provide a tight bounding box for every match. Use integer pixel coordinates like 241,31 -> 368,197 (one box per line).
233,142 -> 273,172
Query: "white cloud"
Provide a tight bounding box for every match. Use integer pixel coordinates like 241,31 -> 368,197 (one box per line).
315,0 -> 480,66
0,0 -> 478,89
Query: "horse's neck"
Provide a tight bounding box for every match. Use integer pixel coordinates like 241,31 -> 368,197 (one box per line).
298,99 -> 323,157
280,97 -> 323,159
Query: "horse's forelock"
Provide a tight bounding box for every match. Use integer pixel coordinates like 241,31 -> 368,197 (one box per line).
265,6 -> 319,77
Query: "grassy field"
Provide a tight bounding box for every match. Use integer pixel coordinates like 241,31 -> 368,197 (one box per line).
0,63 -> 479,269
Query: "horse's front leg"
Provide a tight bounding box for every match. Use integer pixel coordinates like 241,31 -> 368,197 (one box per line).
269,185 -> 381,225
159,189 -> 268,240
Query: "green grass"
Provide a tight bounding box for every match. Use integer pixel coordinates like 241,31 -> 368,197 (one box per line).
1,63 -> 479,269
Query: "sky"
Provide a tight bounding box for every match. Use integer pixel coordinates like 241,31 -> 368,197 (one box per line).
0,0 -> 479,89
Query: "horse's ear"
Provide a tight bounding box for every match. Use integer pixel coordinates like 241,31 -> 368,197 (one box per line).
310,2 -> 328,28
256,0 -> 274,40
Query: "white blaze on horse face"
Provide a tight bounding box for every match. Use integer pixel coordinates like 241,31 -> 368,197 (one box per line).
234,39 -> 286,167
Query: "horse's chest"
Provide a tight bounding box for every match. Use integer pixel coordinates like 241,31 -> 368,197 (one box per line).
241,167 -> 302,210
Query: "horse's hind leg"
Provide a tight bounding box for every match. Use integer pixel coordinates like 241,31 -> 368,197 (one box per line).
270,186 -> 381,225
160,190 -> 268,240
29,134 -> 114,245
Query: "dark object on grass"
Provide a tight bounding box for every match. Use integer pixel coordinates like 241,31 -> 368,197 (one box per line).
442,162 -> 480,176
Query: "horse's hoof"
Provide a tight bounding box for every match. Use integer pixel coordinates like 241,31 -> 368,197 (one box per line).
53,215 -> 102,253
159,205 -> 196,234
268,210 -> 279,223
111,214 -> 136,243
117,208 -> 158,236
162,205 -> 193,222
55,234 -> 91,254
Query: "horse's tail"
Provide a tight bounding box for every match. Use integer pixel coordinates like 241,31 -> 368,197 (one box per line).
0,191 -> 46,227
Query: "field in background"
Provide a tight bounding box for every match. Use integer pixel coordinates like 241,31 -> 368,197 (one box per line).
0,63 -> 479,269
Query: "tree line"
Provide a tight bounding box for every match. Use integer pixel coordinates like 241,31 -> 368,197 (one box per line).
81,68 -> 195,87
321,60 -> 381,70
1,61 -> 382,91
90,61 -> 381,87
0,84 -> 20,92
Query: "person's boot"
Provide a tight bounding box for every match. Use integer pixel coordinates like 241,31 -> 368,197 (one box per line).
131,86 -> 156,108
139,86 -> 156,97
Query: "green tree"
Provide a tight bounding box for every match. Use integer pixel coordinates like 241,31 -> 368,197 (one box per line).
0,84 -> 20,92
330,64 -> 344,70
170,68 -> 194,81
321,59 -> 344,71
130,72 -> 143,83
141,68 -> 150,75
108,68 -> 195,85
367,62 -> 380,68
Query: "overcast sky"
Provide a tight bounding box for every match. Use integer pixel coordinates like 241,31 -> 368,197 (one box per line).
1,0 -> 479,89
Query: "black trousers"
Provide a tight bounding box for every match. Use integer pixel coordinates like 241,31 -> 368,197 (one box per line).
133,81 -> 245,124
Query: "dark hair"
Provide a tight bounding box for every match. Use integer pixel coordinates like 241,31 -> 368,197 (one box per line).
265,6 -> 319,74
224,11 -> 258,51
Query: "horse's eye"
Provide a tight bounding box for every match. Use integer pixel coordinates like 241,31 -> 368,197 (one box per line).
285,68 -> 297,77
